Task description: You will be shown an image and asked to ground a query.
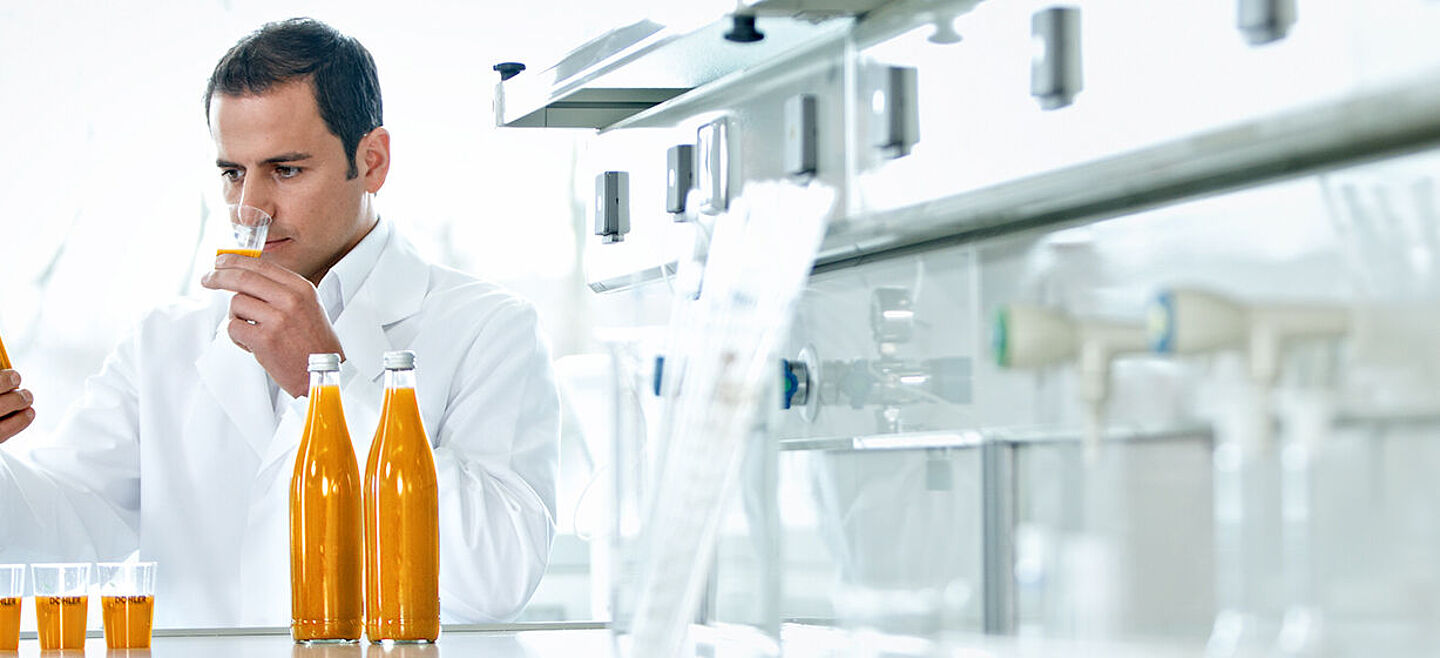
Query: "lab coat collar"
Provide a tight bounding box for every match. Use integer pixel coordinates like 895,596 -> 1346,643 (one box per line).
333,225 -> 429,383
317,215 -> 392,324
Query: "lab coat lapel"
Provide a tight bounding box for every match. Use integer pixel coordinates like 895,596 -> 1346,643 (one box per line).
333,228 -> 430,383
195,319 -> 277,458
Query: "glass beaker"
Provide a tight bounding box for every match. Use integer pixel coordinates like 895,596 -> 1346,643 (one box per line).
0,564 -> 22,651
220,204 -> 272,258
98,561 -> 156,649
32,562 -> 91,651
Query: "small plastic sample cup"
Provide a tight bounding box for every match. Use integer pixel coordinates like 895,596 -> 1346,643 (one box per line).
98,562 -> 157,649
220,204 -> 272,258
31,562 -> 91,651
0,564 -> 23,651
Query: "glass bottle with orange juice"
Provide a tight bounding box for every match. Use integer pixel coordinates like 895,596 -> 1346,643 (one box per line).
291,353 -> 363,643
364,350 -> 440,643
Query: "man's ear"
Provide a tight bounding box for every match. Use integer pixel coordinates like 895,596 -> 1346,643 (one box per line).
360,127 -> 391,193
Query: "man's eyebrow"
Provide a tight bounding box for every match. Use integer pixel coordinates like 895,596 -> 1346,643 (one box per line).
214,153 -> 313,168
263,152 -> 312,165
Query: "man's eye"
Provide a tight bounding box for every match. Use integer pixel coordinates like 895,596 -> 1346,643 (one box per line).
276,166 -> 301,179
220,169 -> 242,182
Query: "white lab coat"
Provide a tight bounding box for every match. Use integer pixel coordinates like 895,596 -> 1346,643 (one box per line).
0,226 -> 560,628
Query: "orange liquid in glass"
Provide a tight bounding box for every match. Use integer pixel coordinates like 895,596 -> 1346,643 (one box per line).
102,595 -> 154,649
217,248 -> 262,258
0,597 -> 20,651
36,595 -> 87,650
290,383 -> 364,642
0,330 -> 12,369
364,386 -> 440,642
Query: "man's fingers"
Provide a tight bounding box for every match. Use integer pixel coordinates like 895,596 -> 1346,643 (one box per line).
211,253 -> 311,289
227,316 -> 260,353
0,369 -> 20,394
0,407 -> 35,443
202,267 -> 294,305
0,389 -> 32,417
229,293 -> 281,326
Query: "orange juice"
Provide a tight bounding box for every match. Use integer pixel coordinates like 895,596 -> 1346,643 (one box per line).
102,595 -> 154,649
217,247 -> 263,258
36,595 -> 87,650
291,364 -> 364,643
0,597 -> 19,651
0,329 -> 11,370
364,353 -> 440,642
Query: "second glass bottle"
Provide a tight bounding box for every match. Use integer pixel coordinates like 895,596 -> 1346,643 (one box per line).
364,350 -> 441,643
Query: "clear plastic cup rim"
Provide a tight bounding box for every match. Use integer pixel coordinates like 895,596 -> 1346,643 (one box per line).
29,563 -> 91,570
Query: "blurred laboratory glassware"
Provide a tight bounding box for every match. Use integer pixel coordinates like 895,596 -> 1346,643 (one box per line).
0,564 -> 22,651
604,334 -> 662,634
220,204 -> 272,258
98,561 -> 156,649
31,562 -> 90,651
1273,386 -> 1333,657
1319,163 -> 1440,653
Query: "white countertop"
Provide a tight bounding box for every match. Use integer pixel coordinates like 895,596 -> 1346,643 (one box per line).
7,623 -> 1206,657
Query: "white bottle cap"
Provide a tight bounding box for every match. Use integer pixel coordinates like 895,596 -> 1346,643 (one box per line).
308,353 -> 342,372
383,350 -> 416,371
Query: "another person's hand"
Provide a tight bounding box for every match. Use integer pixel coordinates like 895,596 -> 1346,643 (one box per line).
201,254 -> 345,397
0,369 -> 35,443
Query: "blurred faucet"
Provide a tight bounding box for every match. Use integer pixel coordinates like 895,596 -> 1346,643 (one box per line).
1147,288 -> 1348,657
993,303 -> 1149,461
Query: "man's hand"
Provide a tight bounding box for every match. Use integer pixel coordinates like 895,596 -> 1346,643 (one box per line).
201,254 -> 344,397
0,369 -> 35,443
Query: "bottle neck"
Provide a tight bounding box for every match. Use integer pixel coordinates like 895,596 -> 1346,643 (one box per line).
383,368 -> 416,391
308,369 -> 341,392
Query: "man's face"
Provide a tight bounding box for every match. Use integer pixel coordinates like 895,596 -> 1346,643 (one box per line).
209,80 -> 372,283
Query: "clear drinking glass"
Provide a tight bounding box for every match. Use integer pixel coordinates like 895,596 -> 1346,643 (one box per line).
0,564 -> 23,651
220,204 -> 272,258
98,562 -> 156,649
31,562 -> 91,651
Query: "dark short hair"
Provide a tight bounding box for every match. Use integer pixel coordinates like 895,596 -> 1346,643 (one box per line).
204,18 -> 382,179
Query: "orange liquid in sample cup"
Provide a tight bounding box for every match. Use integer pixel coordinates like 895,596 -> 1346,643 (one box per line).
364,386 -> 440,642
0,597 -> 20,651
0,330 -> 12,369
36,595 -> 88,650
217,248 -> 263,258
291,383 -> 364,642
102,595 -> 154,649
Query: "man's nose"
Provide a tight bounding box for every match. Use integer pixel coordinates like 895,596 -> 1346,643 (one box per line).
237,177 -> 276,215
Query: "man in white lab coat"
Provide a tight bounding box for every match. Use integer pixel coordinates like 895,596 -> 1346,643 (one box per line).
0,18 -> 560,628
